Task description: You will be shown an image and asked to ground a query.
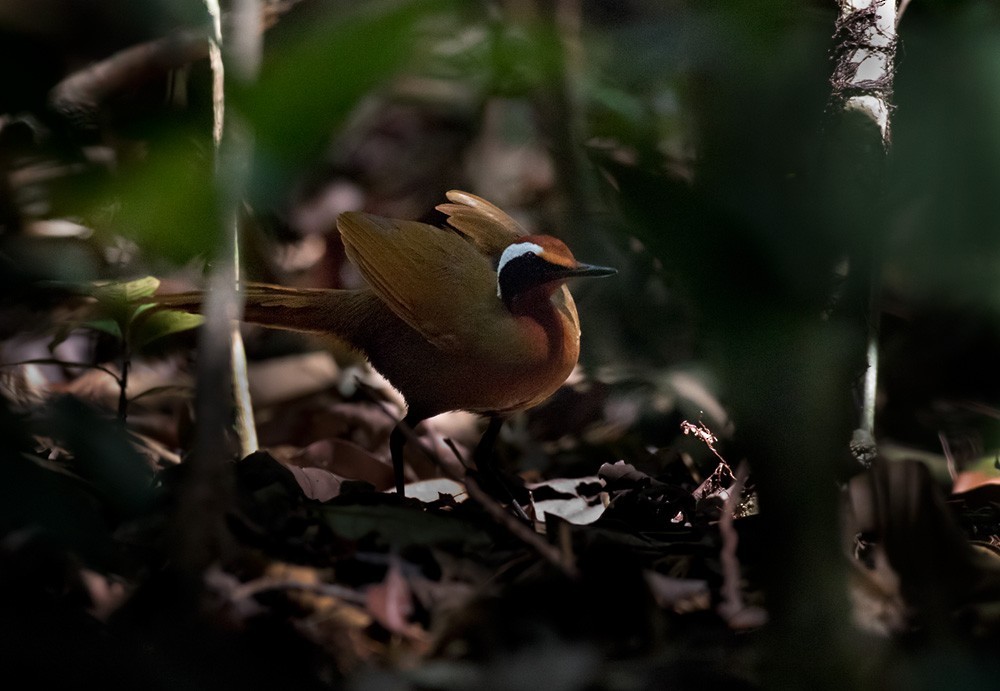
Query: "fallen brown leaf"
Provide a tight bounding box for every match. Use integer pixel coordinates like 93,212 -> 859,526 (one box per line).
365,558 -> 429,645
289,437 -> 394,490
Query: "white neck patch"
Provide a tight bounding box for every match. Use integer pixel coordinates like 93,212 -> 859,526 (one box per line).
497,242 -> 544,298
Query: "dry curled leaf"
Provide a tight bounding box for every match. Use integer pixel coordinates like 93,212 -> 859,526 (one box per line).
527,476 -> 606,525
365,558 -> 428,644
290,437 -> 393,490
285,464 -> 345,502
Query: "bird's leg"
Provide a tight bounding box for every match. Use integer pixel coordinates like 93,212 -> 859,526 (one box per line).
389,413 -> 425,497
473,415 -> 505,471
473,415 -> 530,521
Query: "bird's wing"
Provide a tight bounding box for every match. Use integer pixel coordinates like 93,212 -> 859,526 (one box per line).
337,211 -> 499,352
435,190 -> 526,261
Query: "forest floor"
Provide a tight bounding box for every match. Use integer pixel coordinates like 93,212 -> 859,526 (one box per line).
3,337 -> 1000,690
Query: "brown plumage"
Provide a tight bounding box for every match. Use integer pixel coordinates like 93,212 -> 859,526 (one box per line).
155,191 -> 615,496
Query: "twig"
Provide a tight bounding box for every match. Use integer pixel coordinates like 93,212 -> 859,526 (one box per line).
465,475 -> 579,579
205,0 -> 260,458
365,383 -> 531,520
443,431 -> 530,521
860,274 -> 882,438
1,360 -> 196,411
681,419 -> 731,468
0,358 -> 120,380
716,461 -> 750,623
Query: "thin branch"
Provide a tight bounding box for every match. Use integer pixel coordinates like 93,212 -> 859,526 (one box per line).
170,0 -> 262,576
860,279 -> 882,437
204,0 -> 260,458
465,475 -> 579,580
717,461 -> 750,622
206,0 -> 225,145
0,358 -> 120,380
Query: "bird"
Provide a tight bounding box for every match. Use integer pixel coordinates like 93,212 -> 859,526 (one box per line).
154,190 -> 616,498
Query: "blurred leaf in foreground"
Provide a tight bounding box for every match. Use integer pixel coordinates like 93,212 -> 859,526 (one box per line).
245,0 -> 456,208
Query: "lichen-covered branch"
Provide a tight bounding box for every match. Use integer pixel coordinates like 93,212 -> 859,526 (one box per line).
828,0 -> 897,454
829,0 -> 898,147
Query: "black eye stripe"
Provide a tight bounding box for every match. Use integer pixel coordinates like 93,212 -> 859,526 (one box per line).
497,253 -> 559,302
497,242 -> 544,274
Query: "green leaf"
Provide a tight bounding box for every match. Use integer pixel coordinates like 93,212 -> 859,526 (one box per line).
84,318 -> 123,340
317,503 -> 490,548
129,309 -> 204,349
86,276 -> 163,333
123,276 -> 161,301
89,275 -> 160,302
84,137 -> 217,263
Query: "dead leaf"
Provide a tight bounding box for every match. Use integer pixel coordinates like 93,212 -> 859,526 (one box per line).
598,460 -> 655,487
401,478 -> 467,503
407,574 -> 476,615
402,412 -> 479,483
0,363 -> 49,409
952,470 -> 1000,494
527,476 -> 606,525
285,464 -> 345,501
79,568 -> 129,621
365,557 -> 428,643
290,438 -> 393,490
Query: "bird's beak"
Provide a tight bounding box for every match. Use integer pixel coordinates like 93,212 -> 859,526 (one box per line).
562,262 -> 617,279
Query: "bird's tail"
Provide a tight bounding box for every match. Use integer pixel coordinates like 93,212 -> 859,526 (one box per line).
150,282 -> 372,340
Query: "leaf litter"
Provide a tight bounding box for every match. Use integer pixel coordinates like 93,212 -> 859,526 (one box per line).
4,332 -> 1000,689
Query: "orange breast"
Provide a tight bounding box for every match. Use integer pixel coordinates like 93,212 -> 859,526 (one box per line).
359,286 -> 581,419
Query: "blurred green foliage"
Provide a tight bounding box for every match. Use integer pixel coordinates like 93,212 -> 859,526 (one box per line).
245,0 -> 457,208
889,5 -> 1000,305
0,396 -> 153,569
102,138 -> 218,263
2,0 -> 1000,476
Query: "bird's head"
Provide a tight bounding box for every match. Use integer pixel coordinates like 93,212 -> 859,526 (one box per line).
496,236 -> 616,305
